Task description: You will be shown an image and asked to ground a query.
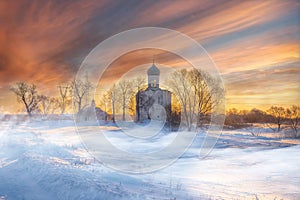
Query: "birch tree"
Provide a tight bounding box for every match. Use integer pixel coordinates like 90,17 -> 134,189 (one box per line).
132,77 -> 146,122
39,95 -> 60,116
58,84 -> 70,114
167,69 -> 197,131
71,79 -> 91,113
118,80 -> 133,121
167,69 -> 222,131
188,69 -> 223,127
107,84 -> 119,123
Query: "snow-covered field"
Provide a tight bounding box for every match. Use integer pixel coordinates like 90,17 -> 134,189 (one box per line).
0,119 -> 299,200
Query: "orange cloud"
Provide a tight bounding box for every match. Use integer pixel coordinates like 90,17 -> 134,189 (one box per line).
0,0 -> 299,113
213,42 -> 300,73
0,0 -> 111,85
177,0 -> 297,41
130,0 -> 212,26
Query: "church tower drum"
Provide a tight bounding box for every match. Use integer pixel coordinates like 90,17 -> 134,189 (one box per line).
147,63 -> 160,89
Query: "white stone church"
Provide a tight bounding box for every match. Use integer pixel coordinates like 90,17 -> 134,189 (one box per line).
135,63 -> 171,123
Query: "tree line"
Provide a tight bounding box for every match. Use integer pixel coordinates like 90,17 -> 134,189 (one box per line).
9,68 -> 221,128
8,69 -> 299,137
226,106 -> 300,137
166,69 -> 224,131
9,79 -> 92,117
99,77 -> 146,123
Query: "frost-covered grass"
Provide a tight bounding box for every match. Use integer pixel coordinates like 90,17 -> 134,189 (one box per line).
0,120 -> 299,199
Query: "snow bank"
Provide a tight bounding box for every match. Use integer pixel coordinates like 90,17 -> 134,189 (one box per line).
0,120 -> 299,199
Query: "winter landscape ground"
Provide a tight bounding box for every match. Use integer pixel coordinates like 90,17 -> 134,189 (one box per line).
0,118 -> 299,200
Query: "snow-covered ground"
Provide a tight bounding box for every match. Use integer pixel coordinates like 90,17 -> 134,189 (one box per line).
0,119 -> 299,200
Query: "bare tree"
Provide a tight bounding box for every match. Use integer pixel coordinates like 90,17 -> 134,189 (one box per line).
39,95 -> 51,116
10,82 -> 41,117
286,105 -> 300,137
167,69 -> 197,131
39,95 -> 60,116
167,69 -> 222,131
132,77 -> 146,122
245,124 -> 262,137
267,106 -> 285,132
107,84 -> 119,123
71,79 -> 90,113
127,94 -> 136,117
99,92 -> 110,122
169,94 -> 181,130
245,108 -> 266,123
118,80 -> 133,121
225,108 -> 244,128
188,69 -> 223,127
58,84 -> 70,114
50,97 -> 60,114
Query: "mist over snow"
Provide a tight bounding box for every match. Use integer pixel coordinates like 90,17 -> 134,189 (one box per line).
0,119 -> 299,200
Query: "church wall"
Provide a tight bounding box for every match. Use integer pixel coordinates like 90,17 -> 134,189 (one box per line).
136,89 -> 171,123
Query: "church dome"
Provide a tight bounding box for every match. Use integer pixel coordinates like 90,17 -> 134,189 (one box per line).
147,64 -> 160,75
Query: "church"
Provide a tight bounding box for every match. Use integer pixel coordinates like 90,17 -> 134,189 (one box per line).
135,63 -> 171,123
77,99 -> 107,122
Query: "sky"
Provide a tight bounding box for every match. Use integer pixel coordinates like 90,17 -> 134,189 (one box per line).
0,0 -> 299,113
